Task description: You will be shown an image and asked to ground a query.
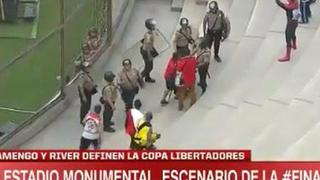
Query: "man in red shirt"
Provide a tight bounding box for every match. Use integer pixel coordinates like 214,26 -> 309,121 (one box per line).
176,55 -> 197,110
160,53 -> 179,105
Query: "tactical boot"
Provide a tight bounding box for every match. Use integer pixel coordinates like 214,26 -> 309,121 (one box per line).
104,126 -> 115,133
145,77 -> 156,83
214,55 -> 222,63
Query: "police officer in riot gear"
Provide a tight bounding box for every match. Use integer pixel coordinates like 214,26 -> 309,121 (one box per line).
140,18 -> 158,83
78,65 -> 97,125
173,17 -> 194,57
196,39 -> 211,94
101,71 -> 118,132
203,1 -> 230,63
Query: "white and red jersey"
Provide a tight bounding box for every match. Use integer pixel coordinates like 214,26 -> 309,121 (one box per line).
82,112 -> 102,140
125,108 -> 144,137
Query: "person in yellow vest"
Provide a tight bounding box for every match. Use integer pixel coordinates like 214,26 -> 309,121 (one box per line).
132,112 -> 160,150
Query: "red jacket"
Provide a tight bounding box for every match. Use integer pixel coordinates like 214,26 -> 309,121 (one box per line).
164,57 -> 177,80
176,56 -> 197,87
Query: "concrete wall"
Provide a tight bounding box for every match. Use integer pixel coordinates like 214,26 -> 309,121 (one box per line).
0,0 -> 135,149
112,0 -> 128,29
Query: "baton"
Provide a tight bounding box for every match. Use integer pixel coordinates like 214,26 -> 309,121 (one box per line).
207,71 -> 211,79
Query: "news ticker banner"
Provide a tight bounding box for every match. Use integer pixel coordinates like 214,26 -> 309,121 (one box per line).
0,150 -> 320,180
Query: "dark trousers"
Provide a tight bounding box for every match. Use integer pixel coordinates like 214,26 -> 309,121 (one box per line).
176,45 -> 190,57
285,21 -> 298,47
103,102 -> 114,127
79,90 -> 92,124
206,29 -> 222,57
300,1 -> 311,23
141,49 -> 154,79
79,137 -> 99,150
198,64 -> 209,91
121,89 -> 137,111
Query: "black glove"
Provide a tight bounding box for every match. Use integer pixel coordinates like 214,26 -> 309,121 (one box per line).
189,39 -> 195,44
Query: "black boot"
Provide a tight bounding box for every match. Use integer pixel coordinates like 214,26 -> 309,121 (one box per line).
145,77 -> 156,83
215,55 -> 222,63
104,126 -> 115,132
201,87 -> 207,95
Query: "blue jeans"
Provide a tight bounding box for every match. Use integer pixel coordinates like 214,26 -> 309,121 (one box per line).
300,1 -> 311,23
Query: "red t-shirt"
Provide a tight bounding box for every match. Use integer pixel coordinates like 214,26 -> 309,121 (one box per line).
164,57 -> 177,80
176,56 -> 197,87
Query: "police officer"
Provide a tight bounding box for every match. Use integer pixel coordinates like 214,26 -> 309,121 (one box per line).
140,18 -> 158,83
196,40 -> 211,94
173,17 -> 194,57
78,65 -> 97,125
203,1 -> 229,63
117,59 -> 144,111
101,71 -> 118,132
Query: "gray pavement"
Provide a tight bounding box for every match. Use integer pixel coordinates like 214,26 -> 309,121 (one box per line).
21,0 -> 182,149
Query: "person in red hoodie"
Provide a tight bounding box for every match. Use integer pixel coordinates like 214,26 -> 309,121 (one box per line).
160,52 -> 180,105
176,55 -> 197,111
276,0 -> 299,62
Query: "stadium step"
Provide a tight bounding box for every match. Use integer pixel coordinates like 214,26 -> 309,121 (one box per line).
211,0 -> 257,76
281,114 -> 320,160
213,26 -> 320,156
269,27 -> 320,104
250,99 -> 320,160
241,2 -> 320,105
159,0 -> 276,148
242,28 -> 317,106
244,0 -> 278,37
294,69 -> 320,103
227,0 -> 256,42
195,0 -> 208,6
219,32 -> 284,107
278,70 -> 320,159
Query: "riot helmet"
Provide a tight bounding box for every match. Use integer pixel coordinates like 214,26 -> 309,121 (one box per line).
209,1 -> 218,13
134,99 -> 142,110
180,17 -> 189,27
94,104 -> 102,114
145,18 -> 157,31
104,71 -> 115,82
122,59 -> 132,66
